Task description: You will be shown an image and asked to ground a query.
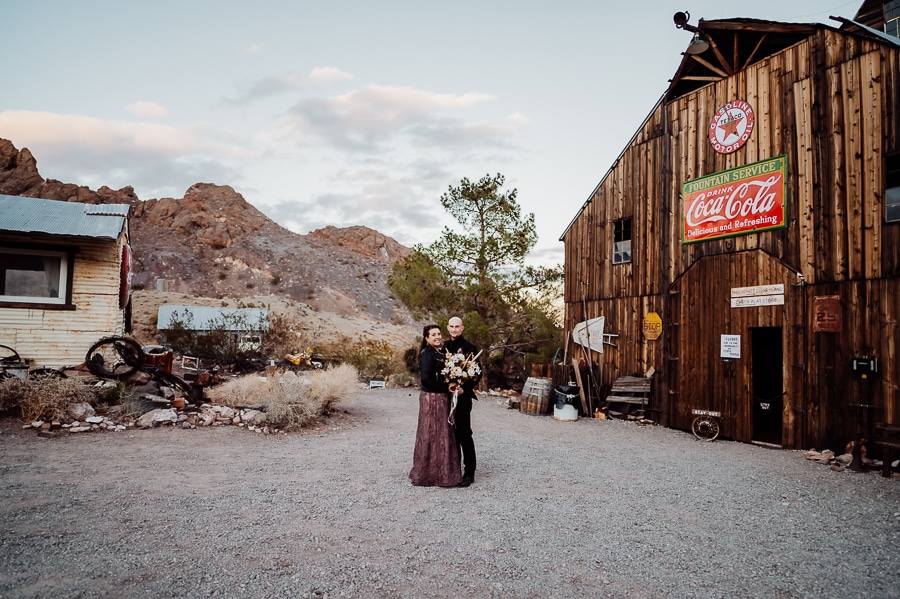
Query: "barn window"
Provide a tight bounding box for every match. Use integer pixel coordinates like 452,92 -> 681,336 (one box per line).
0,247 -> 73,307
887,153 -> 900,223
886,1 -> 900,37
613,218 -> 632,264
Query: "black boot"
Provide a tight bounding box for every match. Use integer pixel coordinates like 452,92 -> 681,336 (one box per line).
457,473 -> 474,487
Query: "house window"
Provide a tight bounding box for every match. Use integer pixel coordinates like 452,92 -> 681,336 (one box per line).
887,153 -> 900,223
613,218 -> 632,264
0,247 -> 72,307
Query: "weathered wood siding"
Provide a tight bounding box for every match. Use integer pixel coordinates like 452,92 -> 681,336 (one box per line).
563,27 -> 900,450
0,233 -> 127,368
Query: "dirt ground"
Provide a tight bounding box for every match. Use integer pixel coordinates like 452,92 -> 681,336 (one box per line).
1,388 -> 898,598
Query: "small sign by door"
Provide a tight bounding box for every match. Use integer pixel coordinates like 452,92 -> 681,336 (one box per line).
813,295 -> 841,332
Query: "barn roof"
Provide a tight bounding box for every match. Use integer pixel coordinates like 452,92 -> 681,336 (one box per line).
157,306 -> 269,331
666,17 -> 899,102
665,18 -> 817,102
0,194 -> 129,240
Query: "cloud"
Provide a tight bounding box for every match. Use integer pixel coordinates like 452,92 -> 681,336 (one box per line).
0,110 -> 249,200
507,112 -> 530,126
308,67 -> 354,85
266,189 -> 443,248
225,67 -> 354,105
0,111 -> 221,154
255,155 -> 462,247
246,43 -> 263,54
278,85 -> 499,151
525,244 -> 564,268
125,102 -> 168,119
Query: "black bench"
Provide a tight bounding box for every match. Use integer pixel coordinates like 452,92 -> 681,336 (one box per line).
873,423 -> 900,478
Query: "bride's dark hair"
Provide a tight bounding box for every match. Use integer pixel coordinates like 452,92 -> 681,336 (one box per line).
420,324 -> 441,351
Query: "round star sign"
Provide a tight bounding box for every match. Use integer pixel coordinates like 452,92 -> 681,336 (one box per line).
708,99 -> 755,154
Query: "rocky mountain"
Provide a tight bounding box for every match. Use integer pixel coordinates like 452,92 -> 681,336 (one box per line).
0,139 -> 417,344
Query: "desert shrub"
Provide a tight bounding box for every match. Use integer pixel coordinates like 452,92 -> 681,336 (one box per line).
205,363 -> 359,430
403,347 -> 418,374
0,377 -> 25,414
389,371 -> 418,388
319,336 -> 404,379
308,363 -> 359,407
263,312 -> 306,358
0,377 -> 99,422
102,381 -> 144,416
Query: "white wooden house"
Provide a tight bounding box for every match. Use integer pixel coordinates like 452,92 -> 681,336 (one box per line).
0,195 -> 131,368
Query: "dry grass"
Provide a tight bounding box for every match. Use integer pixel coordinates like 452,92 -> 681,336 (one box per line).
205,363 -> 360,430
0,377 -> 99,422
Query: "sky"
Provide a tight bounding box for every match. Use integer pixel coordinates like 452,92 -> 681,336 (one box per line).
0,1 -> 864,267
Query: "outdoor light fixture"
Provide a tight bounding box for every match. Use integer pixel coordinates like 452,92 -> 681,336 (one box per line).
687,32 -> 710,54
674,11 -> 709,55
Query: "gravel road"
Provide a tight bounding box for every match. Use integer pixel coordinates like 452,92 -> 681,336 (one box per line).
1,388 -> 898,599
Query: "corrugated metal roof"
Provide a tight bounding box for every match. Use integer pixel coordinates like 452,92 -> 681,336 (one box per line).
0,194 -> 129,239
157,306 -> 269,331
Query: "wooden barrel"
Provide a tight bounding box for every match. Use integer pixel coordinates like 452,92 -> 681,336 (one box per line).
519,377 -> 553,415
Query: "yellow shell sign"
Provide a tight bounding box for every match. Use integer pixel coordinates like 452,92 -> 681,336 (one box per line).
642,312 -> 663,340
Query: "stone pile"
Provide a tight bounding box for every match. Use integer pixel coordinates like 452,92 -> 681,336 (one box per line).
24,401 -> 280,436
134,404 -> 271,432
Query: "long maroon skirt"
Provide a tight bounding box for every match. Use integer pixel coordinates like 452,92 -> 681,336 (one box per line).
409,391 -> 462,487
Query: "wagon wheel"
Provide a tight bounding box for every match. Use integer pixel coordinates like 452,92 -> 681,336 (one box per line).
0,344 -> 21,365
692,416 -> 720,441
85,336 -> 144,379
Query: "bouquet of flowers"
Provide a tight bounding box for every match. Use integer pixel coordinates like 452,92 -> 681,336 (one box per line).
441,350 -> 482,425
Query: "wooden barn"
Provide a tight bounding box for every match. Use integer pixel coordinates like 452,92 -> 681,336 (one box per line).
560,7 -> 900,451
0,195 -> 132,369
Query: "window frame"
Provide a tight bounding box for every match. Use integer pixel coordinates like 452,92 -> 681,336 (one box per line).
887,152 -> 900,224
0,244 -> 76,310
613,217 -> 633,265
885,0 -> 900,37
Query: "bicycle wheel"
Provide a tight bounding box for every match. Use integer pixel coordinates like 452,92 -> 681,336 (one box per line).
692,416 -> 720,441
85,336 -> 144,379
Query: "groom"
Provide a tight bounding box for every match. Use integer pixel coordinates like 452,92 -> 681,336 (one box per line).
443,316 -> 482,487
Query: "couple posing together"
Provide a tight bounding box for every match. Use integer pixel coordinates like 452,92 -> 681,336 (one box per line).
409,316 -> 481,488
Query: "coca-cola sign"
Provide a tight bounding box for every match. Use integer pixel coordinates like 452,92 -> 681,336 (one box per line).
682,155 -> 787,244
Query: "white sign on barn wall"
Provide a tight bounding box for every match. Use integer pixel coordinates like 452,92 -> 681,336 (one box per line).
730,284 -> 785,308
721,334 -> 741,359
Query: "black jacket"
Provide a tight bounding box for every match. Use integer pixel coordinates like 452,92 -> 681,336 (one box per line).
442,335 -> 482,400
419,345 -> 449,393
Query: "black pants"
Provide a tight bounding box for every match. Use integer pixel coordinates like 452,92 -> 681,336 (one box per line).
454,396 -> 476,476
